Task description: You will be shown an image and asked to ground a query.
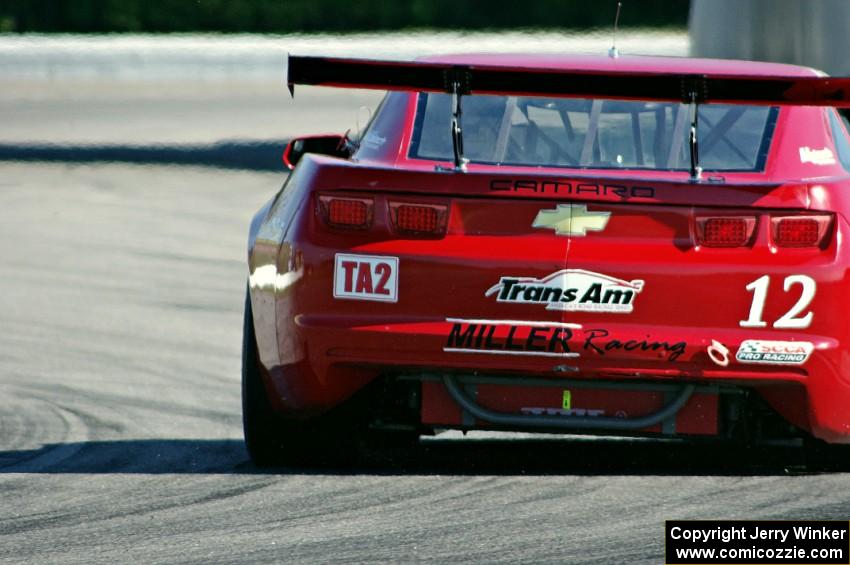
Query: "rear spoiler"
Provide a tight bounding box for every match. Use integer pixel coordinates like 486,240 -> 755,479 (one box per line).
287,55 -> 850,179
287,55 -> 850,107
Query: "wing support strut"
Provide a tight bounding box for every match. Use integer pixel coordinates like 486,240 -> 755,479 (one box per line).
682,75 -> 708,181
441,68 -> 471,172
449,79 -> 468,172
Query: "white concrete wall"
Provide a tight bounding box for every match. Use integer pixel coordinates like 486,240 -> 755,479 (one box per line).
690,0 -> 850,75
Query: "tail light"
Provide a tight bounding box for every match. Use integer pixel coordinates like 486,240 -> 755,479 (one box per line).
317,194 -> 449,237
772,214 -> 832,247
696,216 -> 757,247
318,196 -> 373,229
390,202 -> 448,236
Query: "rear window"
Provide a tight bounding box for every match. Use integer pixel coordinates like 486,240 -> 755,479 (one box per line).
409,93 -> 778,172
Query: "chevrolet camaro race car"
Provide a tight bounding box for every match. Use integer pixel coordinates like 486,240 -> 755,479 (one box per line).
243,53 -> 850,466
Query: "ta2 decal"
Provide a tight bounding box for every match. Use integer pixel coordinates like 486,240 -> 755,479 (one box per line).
740,275 -> 815,329
736,340 -> 814,365
485,269 -> 644,313
333,253 -> 399,302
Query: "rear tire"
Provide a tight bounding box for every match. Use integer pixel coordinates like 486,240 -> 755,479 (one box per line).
241,292 -> 288,466
241,290 -> 361,467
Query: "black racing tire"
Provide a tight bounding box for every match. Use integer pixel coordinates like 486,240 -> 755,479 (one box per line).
241,291 -> 288,466
241,289 -> 360,468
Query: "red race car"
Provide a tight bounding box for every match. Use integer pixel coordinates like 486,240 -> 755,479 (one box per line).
243,53 -> 850,466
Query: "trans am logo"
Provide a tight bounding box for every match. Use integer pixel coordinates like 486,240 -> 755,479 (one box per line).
485,269 -> 644,313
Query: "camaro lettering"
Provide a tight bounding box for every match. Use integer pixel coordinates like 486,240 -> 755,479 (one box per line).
490,179 -> 655,199
486,269 -> 644,313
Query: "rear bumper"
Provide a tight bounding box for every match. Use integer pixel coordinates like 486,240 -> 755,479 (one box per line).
270,314 -> 850,442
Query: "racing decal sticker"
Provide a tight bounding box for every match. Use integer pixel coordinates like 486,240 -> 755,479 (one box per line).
582,328 -> 686,361
735,340 -> 814,365
707,340 -> 730,367
799,146 -> 836,166
333,253 -> 398,302
532,204 -> 611,236
740,275 -> 815,329
485,269 -> 644,313
444,318 -> 581,358
443,319 -> 686,361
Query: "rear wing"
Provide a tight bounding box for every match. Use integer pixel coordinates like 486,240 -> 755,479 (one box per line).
287,55 -> 850,179
287,55 -> 850,107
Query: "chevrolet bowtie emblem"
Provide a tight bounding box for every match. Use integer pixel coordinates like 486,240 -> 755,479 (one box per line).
532,204 -> 611,236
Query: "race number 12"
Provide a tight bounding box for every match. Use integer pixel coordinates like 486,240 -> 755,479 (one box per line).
739,275 -> 815,329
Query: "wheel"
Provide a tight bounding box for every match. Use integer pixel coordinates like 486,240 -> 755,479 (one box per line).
243,289 -> 375,467
242,288 -> 419,467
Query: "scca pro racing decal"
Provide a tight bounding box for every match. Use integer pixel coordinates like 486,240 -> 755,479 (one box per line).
736,340 -> 814,365
485,269 -> 644,313
333,253 -> 398,302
